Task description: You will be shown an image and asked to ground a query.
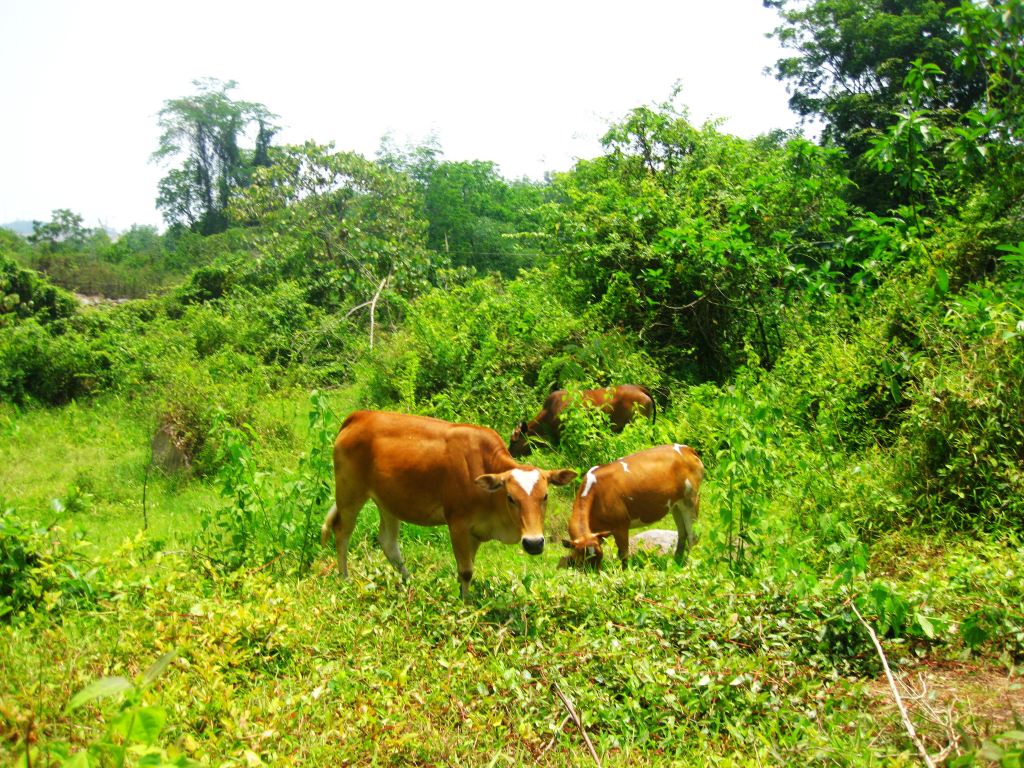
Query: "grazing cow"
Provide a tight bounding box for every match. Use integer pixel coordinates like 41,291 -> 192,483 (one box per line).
508,385 -> 656,458
561,444 -> 703,570
321,410 -> 576,600
557,529 -> 680,569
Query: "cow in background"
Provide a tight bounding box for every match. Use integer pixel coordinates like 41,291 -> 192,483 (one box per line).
508,385 -> 656,458
561,444 -> 703,570
322,410 -> 576,601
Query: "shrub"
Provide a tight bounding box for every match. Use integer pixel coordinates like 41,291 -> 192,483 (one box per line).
355,268 -> 662,430
0,506 -> 102,621
0,320 -> 109,405
0,252 -> 77,326
199,391 -> 335,572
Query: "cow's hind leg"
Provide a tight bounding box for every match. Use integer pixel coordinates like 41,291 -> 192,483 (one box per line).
323,487 -> 367,578
671,500 -> 698,563
378,509 -> 411,582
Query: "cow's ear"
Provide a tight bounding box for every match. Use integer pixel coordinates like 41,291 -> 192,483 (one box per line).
475,473 -> 505,492
562,538 -> 574,549
546,468 -> 578,486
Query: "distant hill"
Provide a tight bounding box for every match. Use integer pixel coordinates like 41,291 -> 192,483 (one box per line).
1,220 -> 34,236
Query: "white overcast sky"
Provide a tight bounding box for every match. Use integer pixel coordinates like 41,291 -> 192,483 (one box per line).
1,0 -> 802,233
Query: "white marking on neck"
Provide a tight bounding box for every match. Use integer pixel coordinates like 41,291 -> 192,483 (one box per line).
581,466 -> 599,497
510,468 -> 541,496
685,478 -> 693,493
673,443 -> 688,454
620,461 -> 630,473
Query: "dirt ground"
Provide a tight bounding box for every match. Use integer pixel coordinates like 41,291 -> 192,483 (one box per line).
867,659 -> 1023,759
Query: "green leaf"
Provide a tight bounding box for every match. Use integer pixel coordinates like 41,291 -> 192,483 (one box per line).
935,266 -> 949,294
915,612 -> 935,639
66,676 -> 133,712
129,706 -> 167,744
140,651 -> 177,689
61,752 -> 91,768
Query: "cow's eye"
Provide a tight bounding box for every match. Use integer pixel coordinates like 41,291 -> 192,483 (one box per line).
542,493 -> 548,502
507,495 -> 517,505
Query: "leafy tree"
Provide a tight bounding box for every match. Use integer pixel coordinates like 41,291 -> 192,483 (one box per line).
542,100 -> 851,380
377,137 -> 544,276
765,0 -> 986,209
152,78 -> 278,235
950,0 -> 1024,198
27,209 -> 91,252
423,160 -> 544,276
229,142 -> 437,346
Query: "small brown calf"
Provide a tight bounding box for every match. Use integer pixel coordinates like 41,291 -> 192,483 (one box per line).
561,444 -> 703,570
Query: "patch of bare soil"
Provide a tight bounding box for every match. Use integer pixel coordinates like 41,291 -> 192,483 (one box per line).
867,660 -> 1023,759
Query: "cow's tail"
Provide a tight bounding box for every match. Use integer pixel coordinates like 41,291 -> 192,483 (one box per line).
321,503 -> 338,545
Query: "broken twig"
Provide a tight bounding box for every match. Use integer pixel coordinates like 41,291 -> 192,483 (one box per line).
551,681 -> 602,767
850,601 -> 935,768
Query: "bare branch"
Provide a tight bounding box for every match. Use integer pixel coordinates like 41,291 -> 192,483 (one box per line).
551,681 -> 602,767
850,601 -> 935,768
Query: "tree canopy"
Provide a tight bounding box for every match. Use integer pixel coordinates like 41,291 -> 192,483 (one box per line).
152,78 -> 278,235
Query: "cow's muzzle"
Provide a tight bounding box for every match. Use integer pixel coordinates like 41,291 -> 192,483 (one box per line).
521,536 -> 545,555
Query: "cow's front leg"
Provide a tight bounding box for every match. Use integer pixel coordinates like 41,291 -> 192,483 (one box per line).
448,519 -> 481,602
613,529 -> 630,569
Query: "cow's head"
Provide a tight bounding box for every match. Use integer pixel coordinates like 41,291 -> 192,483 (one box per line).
476,467 -> 576,554
507,421 -> 532,459
560,532 -> 611,570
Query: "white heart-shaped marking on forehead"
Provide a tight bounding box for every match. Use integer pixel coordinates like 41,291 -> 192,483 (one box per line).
510,468 -> 541,495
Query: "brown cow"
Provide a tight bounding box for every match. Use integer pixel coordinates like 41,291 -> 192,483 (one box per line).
561,444 -> 703,570
321,410 -> 576,600
508,385 -> 656,458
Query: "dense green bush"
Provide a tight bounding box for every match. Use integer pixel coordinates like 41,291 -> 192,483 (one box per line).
0,507 -> 103,620
354,269 -> 664,434
0,252 -> 77,326
199,391 -> 334,572
0,319 -> 110,405
895,280 -> 1024,529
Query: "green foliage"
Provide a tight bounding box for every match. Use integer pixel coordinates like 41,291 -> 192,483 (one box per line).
355,268 -> 662,430
895,278 -> 1024,528
766,0 -> 986,209
22,651 -> 194,767
229,141 -> 437,347
0,507 -> 103,620
0,251 -> 77,326
12,211 -> 219,300
542,100 -> 851,379
377,136 -> 545,276
0,319 -> 109,405
153,78 -> 278,235
199,391 -> 334,572
424,160 -> 545,276
711,375 -> 784,569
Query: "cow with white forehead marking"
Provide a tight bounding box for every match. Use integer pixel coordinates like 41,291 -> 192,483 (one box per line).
321,410 -> 576,601
561,444 -> 703,570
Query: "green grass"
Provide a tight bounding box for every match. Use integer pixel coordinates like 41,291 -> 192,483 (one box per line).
2,396 -> 1021,767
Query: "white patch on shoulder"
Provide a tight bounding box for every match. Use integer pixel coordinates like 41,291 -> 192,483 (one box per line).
510,469 -> 541,496
620,461 -> 630,473
673,443 -> 686,454
581,466 -> 599,497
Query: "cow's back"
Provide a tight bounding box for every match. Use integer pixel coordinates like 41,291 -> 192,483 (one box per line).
588,444 -> 702,526
334,410 -> 510,526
